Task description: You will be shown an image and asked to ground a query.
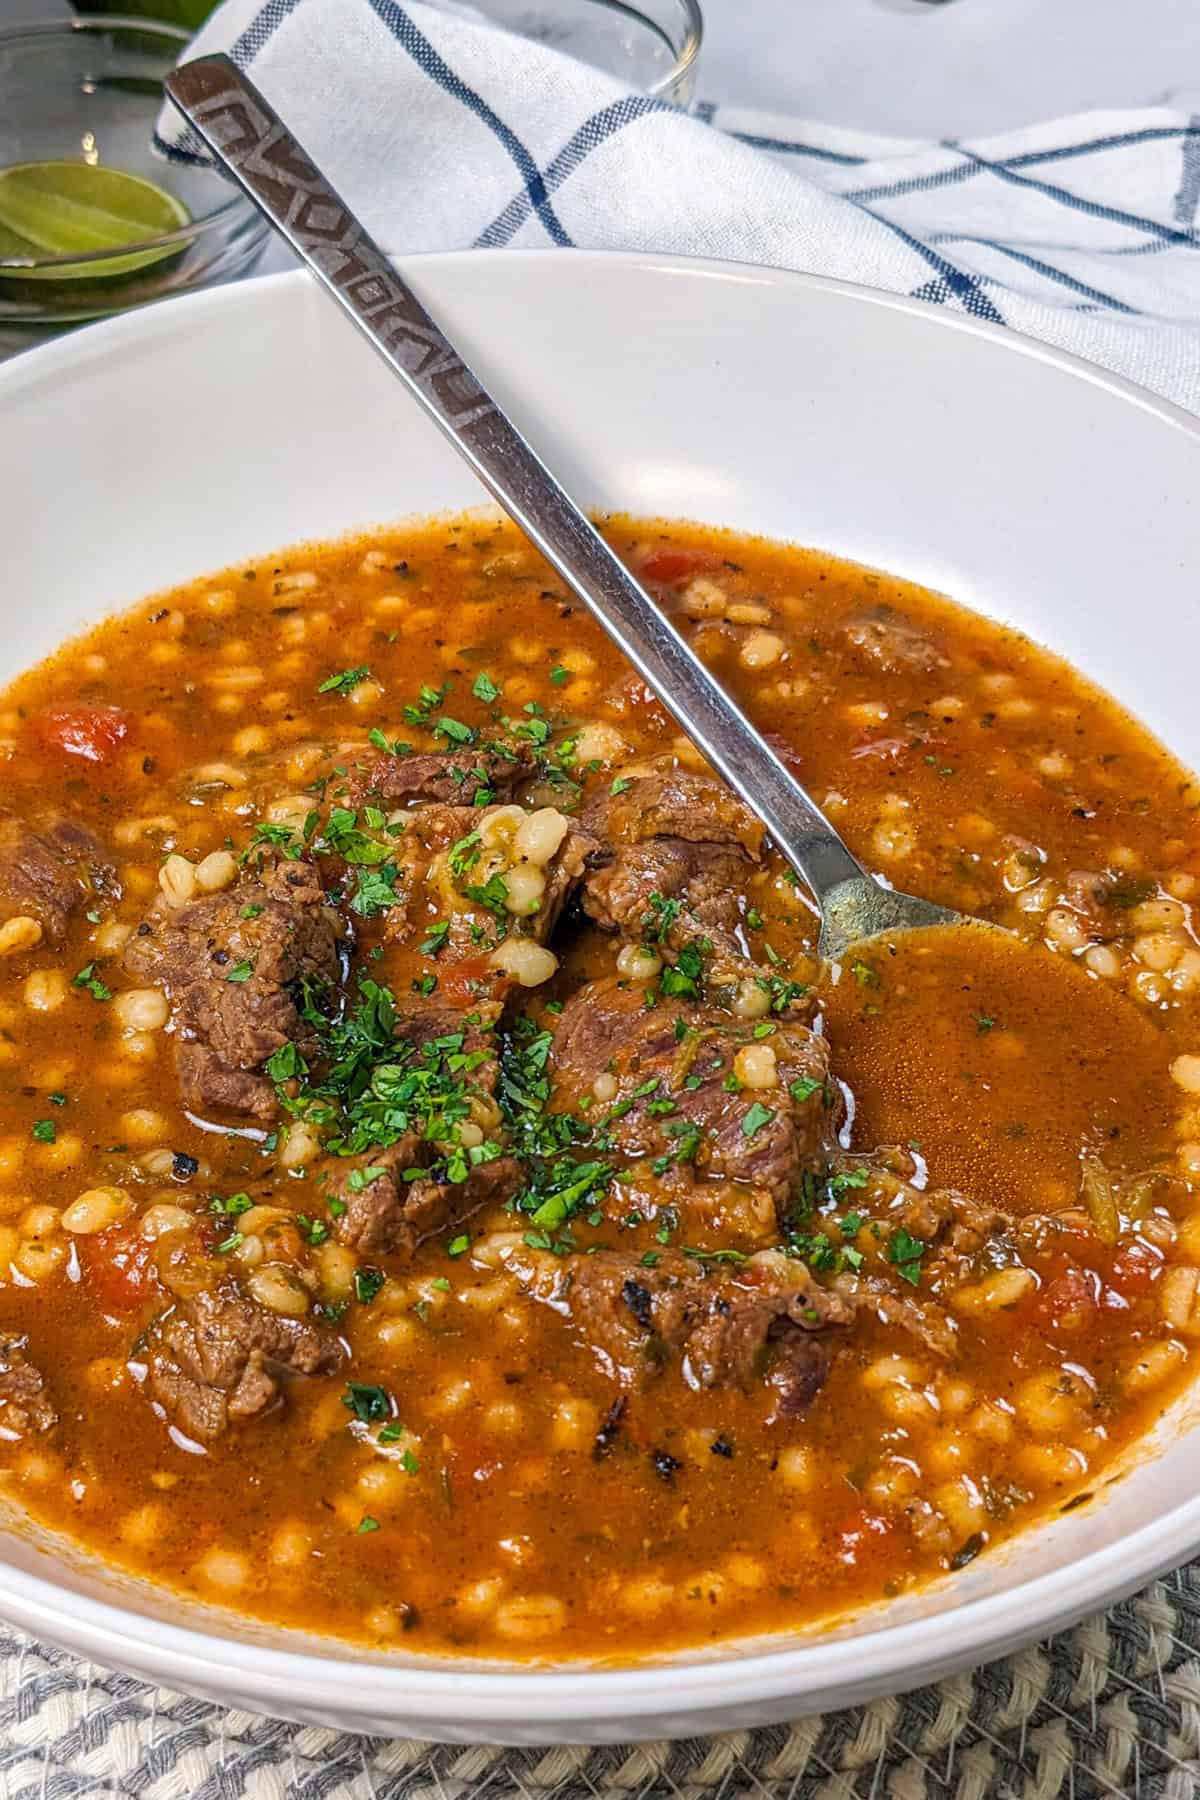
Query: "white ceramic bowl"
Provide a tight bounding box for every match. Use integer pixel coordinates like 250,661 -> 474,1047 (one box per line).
4,252 -> 1200,1743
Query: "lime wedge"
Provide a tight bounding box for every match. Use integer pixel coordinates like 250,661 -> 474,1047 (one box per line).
0,162 -> 191,282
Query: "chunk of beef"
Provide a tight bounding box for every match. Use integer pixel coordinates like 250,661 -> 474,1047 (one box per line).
552,978 -> 834,1213
584,838 -> 749,948
0,1336 -> 56,1437
822,1147 -> 1017,1357
143,1281 -> 342,1444
491,1242 -> 854,1419
0,808 -> 113,946
349,741 -> 534,809
385,802 -> 595,965
581,761 -> 762,950
837,609 -> 948,675
326,997 -> 522,1256
328,1138 -> 522,1259
585,761 -> 763,857
850,1148 -> 1017,1292
857,1281 -> 959,1360
125,855 -> 340,1120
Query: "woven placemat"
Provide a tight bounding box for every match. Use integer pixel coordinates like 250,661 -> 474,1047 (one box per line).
2,1573 -> 1199,1800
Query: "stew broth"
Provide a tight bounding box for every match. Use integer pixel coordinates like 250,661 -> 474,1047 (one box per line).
0,517 -> 1197,1660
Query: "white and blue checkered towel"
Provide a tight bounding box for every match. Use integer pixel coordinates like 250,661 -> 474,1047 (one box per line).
158,0 -> 1200,412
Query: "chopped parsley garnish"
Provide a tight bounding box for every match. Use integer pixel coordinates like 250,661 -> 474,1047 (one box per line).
742,1101 -> 776,1138
641,893 -> 682,944
436,716 -> 475,745
448,830 -> 482,877
498,1016 -> 612,1235
472,671 -> 501,703
446,1234 -> 471,1257
420,921 -> 451,956
610,776 -> 632,796
888,1228 -> 927,1286
349,863 -> 400,918
827,1166 -> 870,1199
759,973 -> 809,1014
356,1515 -> 380,1534
784,1231 -> 841,1273
31,1120 -> 55,1143
266,1042 -> 306,1083
72,962 -> 112,1002
463,873 -> 510,920
225,960 -> 254,984
342,1382 -> 392,1424
368,727 -> 412,756
850,960 -> 880,988
403,681 -> 450,725
318,664 -> 371,696
318,806 -> 395,868
354,1267 -> 385,1304
790,1075 -> 823,1103
659,941 -> 705,998
518,714 -> 551,747
245,820 -> 303,861
210,1191 -> 253,1217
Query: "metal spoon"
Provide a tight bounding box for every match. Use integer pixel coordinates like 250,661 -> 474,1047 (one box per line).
166,55 -> 962,962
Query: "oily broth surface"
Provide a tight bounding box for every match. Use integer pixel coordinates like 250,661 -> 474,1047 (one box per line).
822,925 -> 1179,1215
0,516 -> 1198,1659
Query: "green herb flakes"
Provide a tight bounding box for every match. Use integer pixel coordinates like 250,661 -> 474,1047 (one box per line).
318,664 -> 371,696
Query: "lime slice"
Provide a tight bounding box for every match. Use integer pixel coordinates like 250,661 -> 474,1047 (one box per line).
0,162 -> 191,282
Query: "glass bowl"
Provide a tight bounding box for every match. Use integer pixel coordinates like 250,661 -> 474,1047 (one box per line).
0,16 -> 269,324
427,0 -> 703,104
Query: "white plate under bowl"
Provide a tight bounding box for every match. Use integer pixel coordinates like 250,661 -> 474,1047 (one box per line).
4,252 -> 1200,1744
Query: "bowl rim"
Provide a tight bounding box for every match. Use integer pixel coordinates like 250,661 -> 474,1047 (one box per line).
0,14 -> 261,274
4,248 -> 1200,1726
640,0 -> 704,102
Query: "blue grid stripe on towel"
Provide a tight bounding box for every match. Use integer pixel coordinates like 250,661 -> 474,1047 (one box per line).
155,0 -> 1200,410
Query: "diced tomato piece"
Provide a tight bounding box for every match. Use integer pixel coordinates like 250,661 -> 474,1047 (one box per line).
602,671 -> 669,729
82,1221 -> 158,1309
1034,1266 -> 1098,1332
1109,1239 -> 1163,1299
29,704 -> 130,766
436,957 -> 501,1005
832,1506 -> 894,1566
638,548 -> 720,587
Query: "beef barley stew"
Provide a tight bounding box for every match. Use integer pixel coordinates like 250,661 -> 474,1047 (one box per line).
0,516 -> 1197,1658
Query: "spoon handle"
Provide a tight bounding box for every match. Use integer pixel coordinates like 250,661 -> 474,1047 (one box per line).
166,55 -> 866,907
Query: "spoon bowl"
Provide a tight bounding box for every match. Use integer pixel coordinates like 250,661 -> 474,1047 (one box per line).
817,874 -> 963,961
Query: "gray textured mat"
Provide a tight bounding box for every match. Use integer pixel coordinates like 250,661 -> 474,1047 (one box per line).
2,1574 -> 1200,1797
